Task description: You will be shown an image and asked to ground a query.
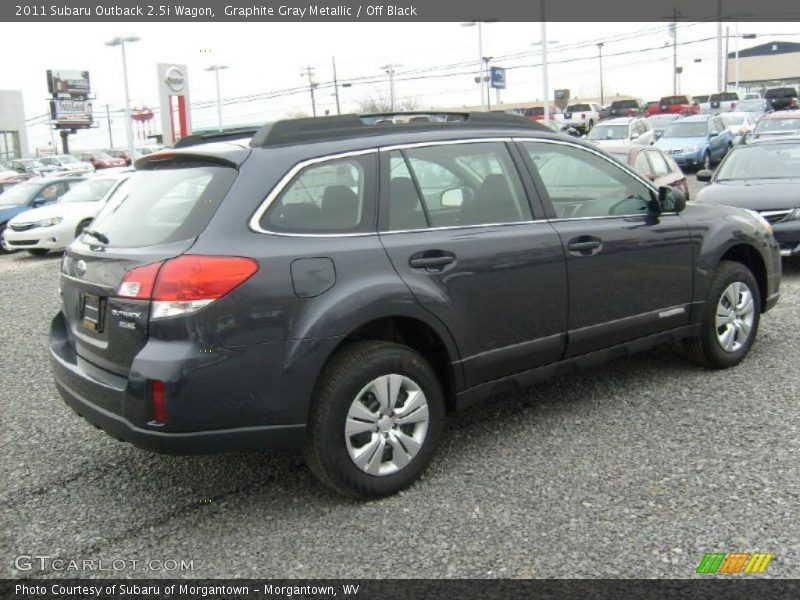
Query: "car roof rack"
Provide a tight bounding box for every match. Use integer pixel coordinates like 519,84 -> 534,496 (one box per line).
249,112 -> 549,148
173,127 -> 261,148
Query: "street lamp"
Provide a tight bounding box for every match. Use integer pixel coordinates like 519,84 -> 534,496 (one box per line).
597,43 -> 605,106
462,21 -> 487,111
105,34 -> 139,160
380,63 -> 402,111
532,38 -> 559,123
205,65 -> 229,132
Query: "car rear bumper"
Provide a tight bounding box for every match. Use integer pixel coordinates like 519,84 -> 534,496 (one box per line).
49,311 -> 308,454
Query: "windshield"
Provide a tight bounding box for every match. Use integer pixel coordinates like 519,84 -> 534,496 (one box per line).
87,165 -> 236,247
722,115 -> 745,127
716,143 -> 800,180
693,96 -> 710,103
648,115 -> 678,128
661,96 -> 689,105
58,155 -> 79,164
19,159 -> 45,169
587,125 -> 629,140
755,118 -> 800,133
60,177 -> 120,203
92,152 -> 113,160
611,101 -> 637,109
0,181 -> 39,206
738,100 -> 764,112
524,107 -> 544,116
662,122 -> 707,138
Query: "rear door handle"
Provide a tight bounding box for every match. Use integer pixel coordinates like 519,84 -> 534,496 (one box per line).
409,251 -> 456,270
567,237 -> 603,255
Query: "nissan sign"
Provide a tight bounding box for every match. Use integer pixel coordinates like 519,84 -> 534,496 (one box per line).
164,67 -> 186,92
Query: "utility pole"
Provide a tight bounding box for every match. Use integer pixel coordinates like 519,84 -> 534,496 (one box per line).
380,63 -> 401,111
541,0 -> 550,124
106,104 -> 113,148
483,57 -> 492,110
724,27 -> 730,91
717,0 -> 723,92
671,12 -> 678,95
301,66 -> 317,117
597,42 -> 605,105
332,57 -> 341,115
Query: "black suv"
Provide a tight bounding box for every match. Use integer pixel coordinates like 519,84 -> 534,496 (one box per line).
608,99 -> 644,118
50,113 -> 781,498
765,87 -> 798,111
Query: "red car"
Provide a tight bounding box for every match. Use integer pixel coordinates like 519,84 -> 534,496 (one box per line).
648,95 -> 700,117
75,151 -> 126,170
605,145 -> 690,200
523,106 -> 557,121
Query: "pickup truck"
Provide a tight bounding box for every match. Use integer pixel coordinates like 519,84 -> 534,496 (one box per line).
709,92 -> 739,112
560,102 -> 602,132
648,95 -> 700,117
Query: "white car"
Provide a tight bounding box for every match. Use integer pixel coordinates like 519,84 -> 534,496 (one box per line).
39,154 -> 95,176
720,111 -> 758,144
4,169 -> 132,255
585,117 -> 656,147
560,102 -> 602,132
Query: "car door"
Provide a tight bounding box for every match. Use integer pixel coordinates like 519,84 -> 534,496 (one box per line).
517,139 -> 694,357
709,117 -> 725,160
378,140 -> 568,388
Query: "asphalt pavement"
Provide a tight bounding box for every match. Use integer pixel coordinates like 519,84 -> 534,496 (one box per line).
2,180 -> 799,578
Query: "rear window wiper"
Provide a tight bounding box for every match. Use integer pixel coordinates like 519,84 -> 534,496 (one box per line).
83,229 -> 109,244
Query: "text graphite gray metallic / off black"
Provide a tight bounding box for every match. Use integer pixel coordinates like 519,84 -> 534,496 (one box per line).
49,112 -> 781,498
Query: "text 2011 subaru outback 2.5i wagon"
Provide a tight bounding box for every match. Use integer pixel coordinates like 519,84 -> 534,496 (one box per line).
51,113 -> 781,498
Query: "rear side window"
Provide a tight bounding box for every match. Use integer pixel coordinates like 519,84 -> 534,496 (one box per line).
87,165 -> 236,248
386,142 -> 532,230
263,154 -> 376,234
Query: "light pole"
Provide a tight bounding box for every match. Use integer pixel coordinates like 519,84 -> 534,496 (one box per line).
462,21 -> 486,111
205,64 -> 228,132
380,63 -> 402,111
531,38 -> 558,123
105,34 -> 139,159
483,56 -> 493,110
597,43 -> 605,106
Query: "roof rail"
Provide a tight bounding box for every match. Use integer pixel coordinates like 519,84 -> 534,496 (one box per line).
173,128 -> 260,149
249,112 -> 549,148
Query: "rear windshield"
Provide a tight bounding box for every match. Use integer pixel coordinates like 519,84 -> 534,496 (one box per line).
524,107 -> 544,116
85,165 -> 236,248
710,93 -> 738,101
567,104 -> 591,111
611,100 -> 638,109
587,124 -> 629,140
766,88 -> 797,98
660,96 -> 689,105
662,122 -> 707,138
692,95 -> 710,103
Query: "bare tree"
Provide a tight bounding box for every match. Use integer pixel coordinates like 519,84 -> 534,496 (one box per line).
356,90 -> 421,114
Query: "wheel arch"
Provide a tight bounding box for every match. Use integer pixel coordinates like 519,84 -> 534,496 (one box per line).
718,243 -> 768,312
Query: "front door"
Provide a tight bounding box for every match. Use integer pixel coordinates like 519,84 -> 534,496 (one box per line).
518,139 -> 694,357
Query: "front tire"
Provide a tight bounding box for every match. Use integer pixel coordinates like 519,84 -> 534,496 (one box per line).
305,340 -> 446,499
684,261 -> 760,369
27,249 -> 49,256
699,151 -> 711,172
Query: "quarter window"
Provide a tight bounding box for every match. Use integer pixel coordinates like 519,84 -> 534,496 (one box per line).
387,142 -> 532,229
263,154 -> 376,233
522,142 -> 654,219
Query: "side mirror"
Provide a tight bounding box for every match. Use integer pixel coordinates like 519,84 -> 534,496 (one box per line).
32,197 -> 47,207
657,186 -> 687,213
654,131 -> 663,140
631,133 -> 640,140
441,187 -> 471,207
709,131 -> 719,137
696,169 -> 713,182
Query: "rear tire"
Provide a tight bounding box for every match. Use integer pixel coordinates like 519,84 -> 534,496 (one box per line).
0,224 -> 9,254
683,261 -> 760,369
305,340 -> 446,499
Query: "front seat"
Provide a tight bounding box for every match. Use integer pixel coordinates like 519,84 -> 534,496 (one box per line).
460,174 -> 520,225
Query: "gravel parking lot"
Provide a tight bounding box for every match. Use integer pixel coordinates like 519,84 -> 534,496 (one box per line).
2,174 -> 799,579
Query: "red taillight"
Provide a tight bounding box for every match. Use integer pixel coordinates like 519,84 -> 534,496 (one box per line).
151,380 -> 166,424
153,256 -> 258,301
117,262 -> 163,299
116,256 -> 259,319
581,113 -> 586,119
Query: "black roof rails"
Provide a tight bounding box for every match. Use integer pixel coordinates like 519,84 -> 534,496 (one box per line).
249,112 -> 549,148
173,127 -> 260,149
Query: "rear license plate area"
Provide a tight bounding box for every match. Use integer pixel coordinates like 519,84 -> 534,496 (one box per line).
80,293 -> 105,332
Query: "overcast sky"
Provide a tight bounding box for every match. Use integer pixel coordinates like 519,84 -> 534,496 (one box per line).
2,20 -> 798,152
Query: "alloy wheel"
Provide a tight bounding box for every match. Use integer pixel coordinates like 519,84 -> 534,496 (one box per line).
715,281 -> 755,352
344,374 -> 430,476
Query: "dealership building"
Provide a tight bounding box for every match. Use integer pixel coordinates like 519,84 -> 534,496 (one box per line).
0,90 -> 29,162
726,41 -> 800,92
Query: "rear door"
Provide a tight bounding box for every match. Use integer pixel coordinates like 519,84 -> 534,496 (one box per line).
378,140 -> 568,388
59,161 -> 238,375
517,139 -> 694,357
